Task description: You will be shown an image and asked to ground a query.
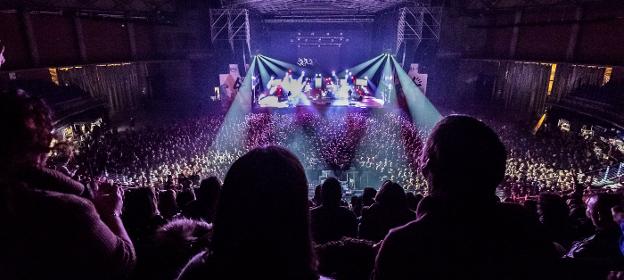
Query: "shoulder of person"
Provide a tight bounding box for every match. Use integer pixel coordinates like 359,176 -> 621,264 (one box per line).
176,250 -> 214,280
23,166 -> 89,198
384,219 -> 425,245
34,188 -> 96,216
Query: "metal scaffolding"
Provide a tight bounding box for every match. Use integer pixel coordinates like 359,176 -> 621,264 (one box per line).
395,6 -> 443,62
222,0 -> 410,15
210,8 -> 251,56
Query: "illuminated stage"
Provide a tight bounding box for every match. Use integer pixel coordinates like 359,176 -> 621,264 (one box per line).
245,54 -> 395,109
256,92 -> 385,109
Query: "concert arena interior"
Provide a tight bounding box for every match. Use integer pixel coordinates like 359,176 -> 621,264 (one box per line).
2,0 -> 624,279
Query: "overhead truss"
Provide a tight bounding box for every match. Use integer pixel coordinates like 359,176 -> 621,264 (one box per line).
210,8 -> 251,56
223,0 -> 417,15
395,6 -> 442,56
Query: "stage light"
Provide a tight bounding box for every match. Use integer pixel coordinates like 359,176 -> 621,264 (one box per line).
332,71 -> 336,76
365,76 -> 368,79
389,55 -> 441,129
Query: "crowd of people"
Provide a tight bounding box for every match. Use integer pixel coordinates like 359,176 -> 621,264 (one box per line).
61,105 -> 620,200
68,110 -> 430,191
2,89 -> 624,280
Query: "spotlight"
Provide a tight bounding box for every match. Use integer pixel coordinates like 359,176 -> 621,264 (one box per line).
331,71 -> 336,76
365,76 -> 368,79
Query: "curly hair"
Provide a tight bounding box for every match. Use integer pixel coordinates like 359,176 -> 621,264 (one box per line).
0,89 -> 53,166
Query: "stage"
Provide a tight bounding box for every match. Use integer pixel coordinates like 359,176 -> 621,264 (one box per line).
256,94 -> 385,109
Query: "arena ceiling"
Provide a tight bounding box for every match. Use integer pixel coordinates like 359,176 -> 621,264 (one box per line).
0,0 -> 175,12
222,0 -> 424,15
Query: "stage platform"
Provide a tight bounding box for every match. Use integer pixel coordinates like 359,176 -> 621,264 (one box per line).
256,95 -> 385,109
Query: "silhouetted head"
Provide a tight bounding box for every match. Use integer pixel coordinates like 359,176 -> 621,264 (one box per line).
123,187 -> 159,221
420,115 -> 506,199
142,218 -> 212,280
312,184 -> 322,206
538,192 -> 569,225
198,176 -> 221,206
211,146 -> 316,278
375,180 -> 407,208
315,238 -> 377,280
176,188 -> 196,208
158,189 -> 179,219
0,89 -> 53,168
321,177 -> 343,207
154,218 -> 212,267
350,196 -> 363,216
586,193 -> 621,230
361,187 -> 377,207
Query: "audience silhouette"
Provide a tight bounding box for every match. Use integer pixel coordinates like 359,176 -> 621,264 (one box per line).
359,180 -> 415,241
0,89 -> 136,279
177,146 -> 318,280
373,115 -> 559,280
310,177 -> 358,244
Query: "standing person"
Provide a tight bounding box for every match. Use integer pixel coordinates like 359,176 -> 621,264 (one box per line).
361,187 -> 377,207
0,89 -> 136,279
359,181 -> 415,242
177,146 -> 318,279
183,176 -> 221,223
373,115 -> 558,280
310,177 -> 358,244
566,193 -> 623,260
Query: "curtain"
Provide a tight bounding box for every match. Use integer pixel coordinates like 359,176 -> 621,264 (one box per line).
57,63 -> 147,112
495,61 -> 551,119
551,64 -> 605,102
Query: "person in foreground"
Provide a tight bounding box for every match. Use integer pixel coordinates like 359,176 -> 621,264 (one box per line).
310,177 -> 358,243
177,146 -> 318,280
0,89 -> 135,279
373,115 -> 558,280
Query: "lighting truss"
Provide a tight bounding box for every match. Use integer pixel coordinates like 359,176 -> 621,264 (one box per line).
290,32 -> 349,48
210,8 -> 251,55
395,6 -> 442,55
223,0 -> 414,15
262,16 -> 375,24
